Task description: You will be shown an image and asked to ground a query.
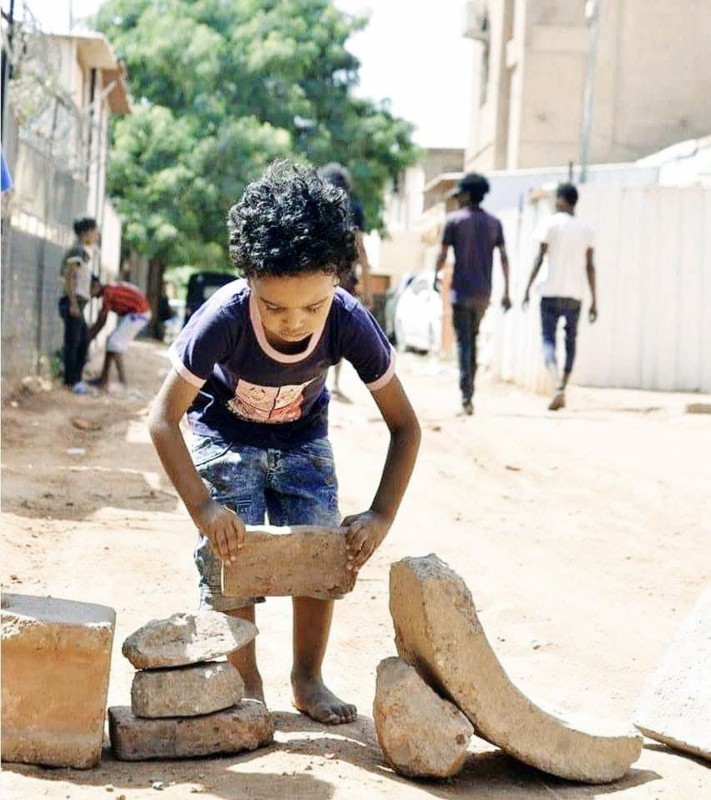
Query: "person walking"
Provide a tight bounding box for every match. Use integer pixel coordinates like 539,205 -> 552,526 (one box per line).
87,278 -> 152,390
522,182 -> 598,410
58,217 -> 98,393
434,172 -> 511,415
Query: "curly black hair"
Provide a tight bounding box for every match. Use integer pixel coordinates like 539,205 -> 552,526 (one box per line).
228,160 -> 357,280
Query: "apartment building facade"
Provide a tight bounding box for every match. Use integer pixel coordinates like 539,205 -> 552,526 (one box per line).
464,0 -> 711,171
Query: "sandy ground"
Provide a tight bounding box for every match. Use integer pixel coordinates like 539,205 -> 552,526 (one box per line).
2,339 -> 710,800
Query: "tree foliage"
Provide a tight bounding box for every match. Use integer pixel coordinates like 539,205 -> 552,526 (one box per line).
96,0 -> 418,267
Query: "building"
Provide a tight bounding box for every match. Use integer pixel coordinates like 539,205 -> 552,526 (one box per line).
378,148 -> 464,278
463,0 -> 711,171
1,23 -> 130,387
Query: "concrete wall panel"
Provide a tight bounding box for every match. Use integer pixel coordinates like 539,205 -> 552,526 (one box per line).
488,185 -> 711,392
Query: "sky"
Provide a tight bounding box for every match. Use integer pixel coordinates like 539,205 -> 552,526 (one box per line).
30,0 -> 473,148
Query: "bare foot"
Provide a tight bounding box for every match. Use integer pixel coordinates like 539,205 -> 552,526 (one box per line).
291,673 -> 357,725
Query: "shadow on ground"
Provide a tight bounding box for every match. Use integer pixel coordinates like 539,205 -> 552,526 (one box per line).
1,712 -> 661,800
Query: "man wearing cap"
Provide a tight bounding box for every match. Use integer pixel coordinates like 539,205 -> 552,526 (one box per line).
434,172 -> 510,415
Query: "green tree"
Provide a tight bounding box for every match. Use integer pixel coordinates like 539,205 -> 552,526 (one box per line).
96,0 -> 418,269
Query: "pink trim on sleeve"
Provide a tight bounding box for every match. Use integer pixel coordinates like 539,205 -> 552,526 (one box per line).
169,347 -> 206,388
366,348 -> 397,392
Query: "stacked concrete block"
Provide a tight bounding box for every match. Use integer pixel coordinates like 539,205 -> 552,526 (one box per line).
383,555 -> 643,783
109,611 -> 274,760
222,525 -> 356,600
1,593 -> 116,769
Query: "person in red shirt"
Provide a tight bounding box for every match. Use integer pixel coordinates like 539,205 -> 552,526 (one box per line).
87,278 -> 152,390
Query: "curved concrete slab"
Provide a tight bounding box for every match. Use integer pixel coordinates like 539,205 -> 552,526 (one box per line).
390,555 -> 642,783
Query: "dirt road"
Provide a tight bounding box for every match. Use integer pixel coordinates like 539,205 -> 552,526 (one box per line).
2,341 -> 710,799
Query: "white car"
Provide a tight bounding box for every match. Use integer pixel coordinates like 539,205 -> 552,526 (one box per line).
393,269 -> 443,354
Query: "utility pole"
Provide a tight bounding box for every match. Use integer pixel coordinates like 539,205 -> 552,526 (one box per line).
579,0 -> 601,183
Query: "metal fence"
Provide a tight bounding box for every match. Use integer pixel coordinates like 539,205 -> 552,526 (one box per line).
1,2 -> 95,391
1,111 -> 89,389
486,184 -> 711,393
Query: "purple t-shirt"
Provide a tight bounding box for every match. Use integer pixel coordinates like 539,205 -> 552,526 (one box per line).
442,207 -> 505,304
169,281 -> 395,448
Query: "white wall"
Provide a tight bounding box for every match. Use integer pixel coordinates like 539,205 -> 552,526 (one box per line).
100,199 -> 122,280
487,184 -> 711,392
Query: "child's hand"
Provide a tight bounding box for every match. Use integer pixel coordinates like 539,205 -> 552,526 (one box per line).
342,510 -> 391,573
193,498 -> 245,563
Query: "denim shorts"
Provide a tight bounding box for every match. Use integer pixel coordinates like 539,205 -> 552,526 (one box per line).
191,434 -> 341,611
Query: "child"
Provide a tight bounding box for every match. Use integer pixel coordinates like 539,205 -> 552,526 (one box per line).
148,161 -> 421,725
87,278 -> 152,390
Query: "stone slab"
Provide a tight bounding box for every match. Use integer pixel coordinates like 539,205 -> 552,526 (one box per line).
122,611 -> 257,669
635,586 -> 711,761
131,661 -> 244,718
374,657 -> 473,778
221,525 -> 356,600
390,555 -> 642,783
108,702 -> 274,760
686,403 -> 711,414
1,593 -> 115,769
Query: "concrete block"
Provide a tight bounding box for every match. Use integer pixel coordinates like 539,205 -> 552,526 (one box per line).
1,593 -> 115,769
108,701 -> 274,760
222,525 -> 356,600
374,657 -> 473,778
122,611 -> 257,669
390,555 -> 642,783
635,586 -> 711,761
131,661 -> 244,718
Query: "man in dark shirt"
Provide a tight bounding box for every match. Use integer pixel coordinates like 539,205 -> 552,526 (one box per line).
434,172 -> 510,415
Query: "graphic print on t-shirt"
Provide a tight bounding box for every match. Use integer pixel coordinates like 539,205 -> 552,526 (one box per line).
226,378 -> 315,424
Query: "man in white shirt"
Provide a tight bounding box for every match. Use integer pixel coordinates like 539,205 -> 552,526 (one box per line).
523,183 -> 597,410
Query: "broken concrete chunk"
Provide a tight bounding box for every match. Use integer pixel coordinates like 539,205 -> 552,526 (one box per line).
131,661 -> 244,718
108,701 -> 274,760
222,525 -> 356,600
122,611 -> 257,669
635,586 -> 711,761
1,593 -> 115,768
374,657 -> 473,778
390,555 -> 642,783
